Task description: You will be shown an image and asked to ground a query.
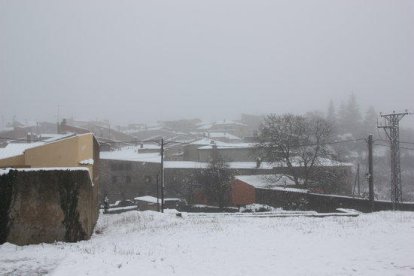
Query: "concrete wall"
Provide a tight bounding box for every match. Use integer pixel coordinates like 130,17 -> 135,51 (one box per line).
24,133 -> 96,179
0,155 -> 25,168
0,134 -> 98,181
198,147 -> 257,162
254,188 -> 414,212
0,169 -> 99,245
183,145 -> 201,161
99,159 -> 161,203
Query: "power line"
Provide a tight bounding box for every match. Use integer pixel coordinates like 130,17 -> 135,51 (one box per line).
376,139 -> 414,146
262,138 -> 366,149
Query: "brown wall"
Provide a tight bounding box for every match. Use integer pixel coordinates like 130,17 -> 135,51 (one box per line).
231,180 -> 256,206
0,155 -> 25,168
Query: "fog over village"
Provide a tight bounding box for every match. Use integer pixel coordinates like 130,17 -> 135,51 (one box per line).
1,1 -> 414,275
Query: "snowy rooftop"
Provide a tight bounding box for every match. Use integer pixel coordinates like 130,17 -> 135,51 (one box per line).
100,147 -> 352,169
134,196 -> 182,203
100,149 -> 161,163
206,132 -> 241,140
198,142 -> 255,150
235,174 -> 298,188
100,149 -> 275,170
197,120 -> 247,130
165,161 -> 273,170
0,142 -> 44,159
189,138 -> 228,146
39,133 -> 76,143
235,174 -> 308,193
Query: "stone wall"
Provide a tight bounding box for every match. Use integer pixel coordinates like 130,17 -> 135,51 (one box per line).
0,169 -> 99,245
255,188 -> 414,212
198,147 -> 257,162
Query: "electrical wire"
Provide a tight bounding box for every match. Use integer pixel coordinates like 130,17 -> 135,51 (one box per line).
375,139 -> 414,145
374,143 -> 414,151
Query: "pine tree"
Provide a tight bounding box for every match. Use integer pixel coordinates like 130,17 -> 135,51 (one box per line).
363,106 -> 378,135
326,100 -> 337,134
338,94 -> 362,136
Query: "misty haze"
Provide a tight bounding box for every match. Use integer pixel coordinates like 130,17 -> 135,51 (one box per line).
1,1 -> 414,275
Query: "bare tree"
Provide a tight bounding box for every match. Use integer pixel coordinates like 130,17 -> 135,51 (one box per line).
256,114 -> 332,188
195,145 -> 233,208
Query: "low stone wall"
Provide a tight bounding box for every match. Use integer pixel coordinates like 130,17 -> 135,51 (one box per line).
307,193 -> 414,213
256,188 -> 309,210
0,169 -> 99,245
255,188 -> 414,213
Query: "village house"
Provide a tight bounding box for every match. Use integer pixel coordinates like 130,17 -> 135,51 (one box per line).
99,145 -> 353,206
231,174 -> 309,208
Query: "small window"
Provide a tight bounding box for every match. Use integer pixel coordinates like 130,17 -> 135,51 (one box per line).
112,176 -> 117,183
126,176 -> 131,184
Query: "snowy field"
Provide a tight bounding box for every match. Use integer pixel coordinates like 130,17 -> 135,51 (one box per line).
1,211 -> 414,276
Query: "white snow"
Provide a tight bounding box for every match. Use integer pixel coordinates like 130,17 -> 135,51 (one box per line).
189,138 -> 228,146
198,142 -> 255,150
40,133 -> 76,143
79,159 -> 94,165
100,147 -> 350,170
134,196 -> 159,203
100,149 -> 161,163
1,211 -> 413,275
0,142 -> 44,159
205,132 -> 241,141
100,149 -> 275,170
134,196 -> 181,203
235,174 -> 299,188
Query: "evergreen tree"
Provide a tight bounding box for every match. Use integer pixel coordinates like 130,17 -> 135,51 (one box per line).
326,100 -> 337,134
362,106 -> 378,135
338,94 -> 362,136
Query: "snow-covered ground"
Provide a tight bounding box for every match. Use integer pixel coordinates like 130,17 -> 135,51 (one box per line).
1,211 -> 414,275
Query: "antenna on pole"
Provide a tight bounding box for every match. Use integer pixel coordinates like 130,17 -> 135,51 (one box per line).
377,110 -> 411,209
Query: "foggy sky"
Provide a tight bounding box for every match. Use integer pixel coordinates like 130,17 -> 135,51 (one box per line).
1,0 -> 413,126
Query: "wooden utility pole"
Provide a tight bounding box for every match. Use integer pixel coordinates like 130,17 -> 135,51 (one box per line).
156,174 -> 160,212
368,134 -> 374,212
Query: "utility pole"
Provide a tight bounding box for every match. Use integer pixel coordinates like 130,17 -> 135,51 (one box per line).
368,134 -> 374,212
160,138 -> 165,213
156,174 -> 160,212
353,163 -> 360,196
377,111 -> 409,209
